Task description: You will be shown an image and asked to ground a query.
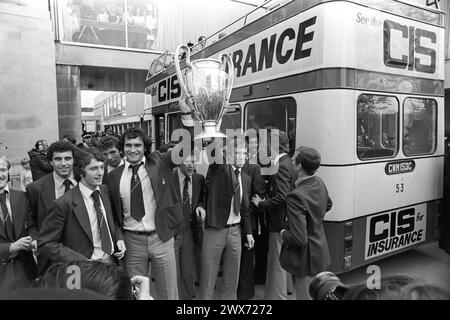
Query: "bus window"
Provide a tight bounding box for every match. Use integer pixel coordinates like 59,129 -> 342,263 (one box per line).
221,105 -> 241,130
357,94 -> 399,160
245,97 -> 296,154
167,112 -> 182,142
403,98 -> 437,156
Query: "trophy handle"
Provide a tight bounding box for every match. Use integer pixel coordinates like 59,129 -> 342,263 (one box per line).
219,53 -> 234,102
174,45 -> 193,99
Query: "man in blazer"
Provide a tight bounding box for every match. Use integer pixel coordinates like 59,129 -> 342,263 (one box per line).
280,146 -> 332,300
172,151 -> 205,300
0,156 -> 37,290
252,131 -> 296,300
38,149 -> 126,269
199,144 -> 254,300
105,127 -> 183,300
26,140 -> 77,232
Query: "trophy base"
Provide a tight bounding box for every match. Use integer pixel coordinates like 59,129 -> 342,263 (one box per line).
194,121 -> 226,140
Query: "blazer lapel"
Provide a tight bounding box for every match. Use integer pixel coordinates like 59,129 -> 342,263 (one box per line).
0,215 -> 6,240
100,186 -> 115,240
72,186 -> 93,244
41,174 -> 56,210
146,157 -> 160,201
10,190 -> 24,239
111,165 -> 124,225
192,174 -> 200,207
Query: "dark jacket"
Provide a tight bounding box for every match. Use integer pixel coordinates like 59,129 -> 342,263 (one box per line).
105,150 -> 184,242
242,163 -> 266,232
281,175 -> 332,277
259,154 -> 296,232
0,190 -> 37,290
26,173 -> 56,232
37,185 -> 123,267
204,163 -> 252,236
28,149 -> 52,182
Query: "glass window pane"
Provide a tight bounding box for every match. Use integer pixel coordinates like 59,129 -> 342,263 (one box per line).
245,97 -> 297,154
168,113 -> 182,143
357,94 -> 399,160
403,98 -> 437,156
221,105 -> 241,131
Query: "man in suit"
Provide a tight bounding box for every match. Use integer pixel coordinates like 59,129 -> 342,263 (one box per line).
237,136 -> 266,300
199,143 -> 255,300
38,149 -> 126,266
105,127 -> 183,300
26,140 -> 77,232
173,151 -> 204,300
0,156 -> 37,290
97,135 -> 124,184
252,131 -> 296,300
281,146 -> 332,299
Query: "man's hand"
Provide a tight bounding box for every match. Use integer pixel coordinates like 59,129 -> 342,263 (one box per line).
31,240 -> 37,252
195,207 -> 206,221
114,240 -> 126,260
280,229 -> 286,241
10,236 -> 32,253
244,234 -> 255,250
130,275 -> 153,300
179,90 -> 195,127
251,194 -> 263,208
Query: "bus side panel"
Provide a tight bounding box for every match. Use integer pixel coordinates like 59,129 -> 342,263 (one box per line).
325,200 -> 441,274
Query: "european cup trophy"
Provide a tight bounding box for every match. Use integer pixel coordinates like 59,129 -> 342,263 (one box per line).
174,44 -> 234,139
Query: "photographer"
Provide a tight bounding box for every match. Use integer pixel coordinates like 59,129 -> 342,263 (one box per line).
28,139 -> 53,181
280,146 -> 332,299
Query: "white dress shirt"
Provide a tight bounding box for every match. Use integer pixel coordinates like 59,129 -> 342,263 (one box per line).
0,186 -> 13,224
119,157 -> 157,232
79,182 -> 114,260
53,171 -> 77,199
227,165 -> 243,225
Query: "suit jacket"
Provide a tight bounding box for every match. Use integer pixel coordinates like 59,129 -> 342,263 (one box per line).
172,171 -> 205,231
281,176 -> 333,277
37,185 -> 123,272
242,163 -> 266,233
0,190 -> 37,289
204,164 -> 252,236
26,173 -> 56,232
105,151 -> 183,242
259,154 -> 296,232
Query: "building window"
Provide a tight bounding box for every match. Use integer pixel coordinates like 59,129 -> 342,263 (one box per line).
357,94 -> 399,160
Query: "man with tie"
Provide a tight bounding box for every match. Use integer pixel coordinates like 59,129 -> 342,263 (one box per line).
26,140 -> 77,232
0,156 -> 37,290
173,151 -> 205,300
38,149 -> 126,266
199,143 -> 254,300
105,127 -> 183,300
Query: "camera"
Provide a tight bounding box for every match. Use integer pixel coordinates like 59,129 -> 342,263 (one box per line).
309,271 -> 349,300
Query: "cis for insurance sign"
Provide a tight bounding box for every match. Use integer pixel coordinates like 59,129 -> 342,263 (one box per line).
365,204 -> 427,260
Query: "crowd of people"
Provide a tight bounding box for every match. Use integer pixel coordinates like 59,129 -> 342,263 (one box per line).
0,120 -> 449,300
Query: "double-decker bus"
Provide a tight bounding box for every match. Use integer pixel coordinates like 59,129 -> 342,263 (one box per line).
145,0 -> 445,273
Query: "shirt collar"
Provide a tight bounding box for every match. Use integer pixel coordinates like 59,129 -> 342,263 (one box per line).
231,165 -> 241,173
0,185 -> 10,195
177,168 -> 191,183
295,175 -> 315,187
79,182 -> 101,200
53,171 -> 76,189
125,157 -> 146,170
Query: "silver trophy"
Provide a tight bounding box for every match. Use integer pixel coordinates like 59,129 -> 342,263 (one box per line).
174,44 -> 234,139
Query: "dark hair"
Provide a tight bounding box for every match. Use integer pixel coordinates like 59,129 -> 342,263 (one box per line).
295,146 -> 321,175
343,275 -> 416,300
119,127 -> 152,157
33,261 -> 133,300
46,141 -> 75,162
158,142 -> 176,153
97,135 -> 120,152
34,139 -> 47,150
20,158 -> 30,166
62,135 -> 76,145
73,147 -> 104,182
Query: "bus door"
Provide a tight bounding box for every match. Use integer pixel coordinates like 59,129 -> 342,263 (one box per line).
154,114 -> 165,151
167,111 -> 182,143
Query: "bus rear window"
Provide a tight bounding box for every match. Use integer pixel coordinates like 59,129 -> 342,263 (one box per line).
357,94 -> 399,160
403,98 -> 437,156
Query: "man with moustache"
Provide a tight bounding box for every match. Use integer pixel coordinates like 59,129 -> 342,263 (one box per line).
0,156 -> 36,290
38,149 -> 126,265
97,135 -> 124,183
